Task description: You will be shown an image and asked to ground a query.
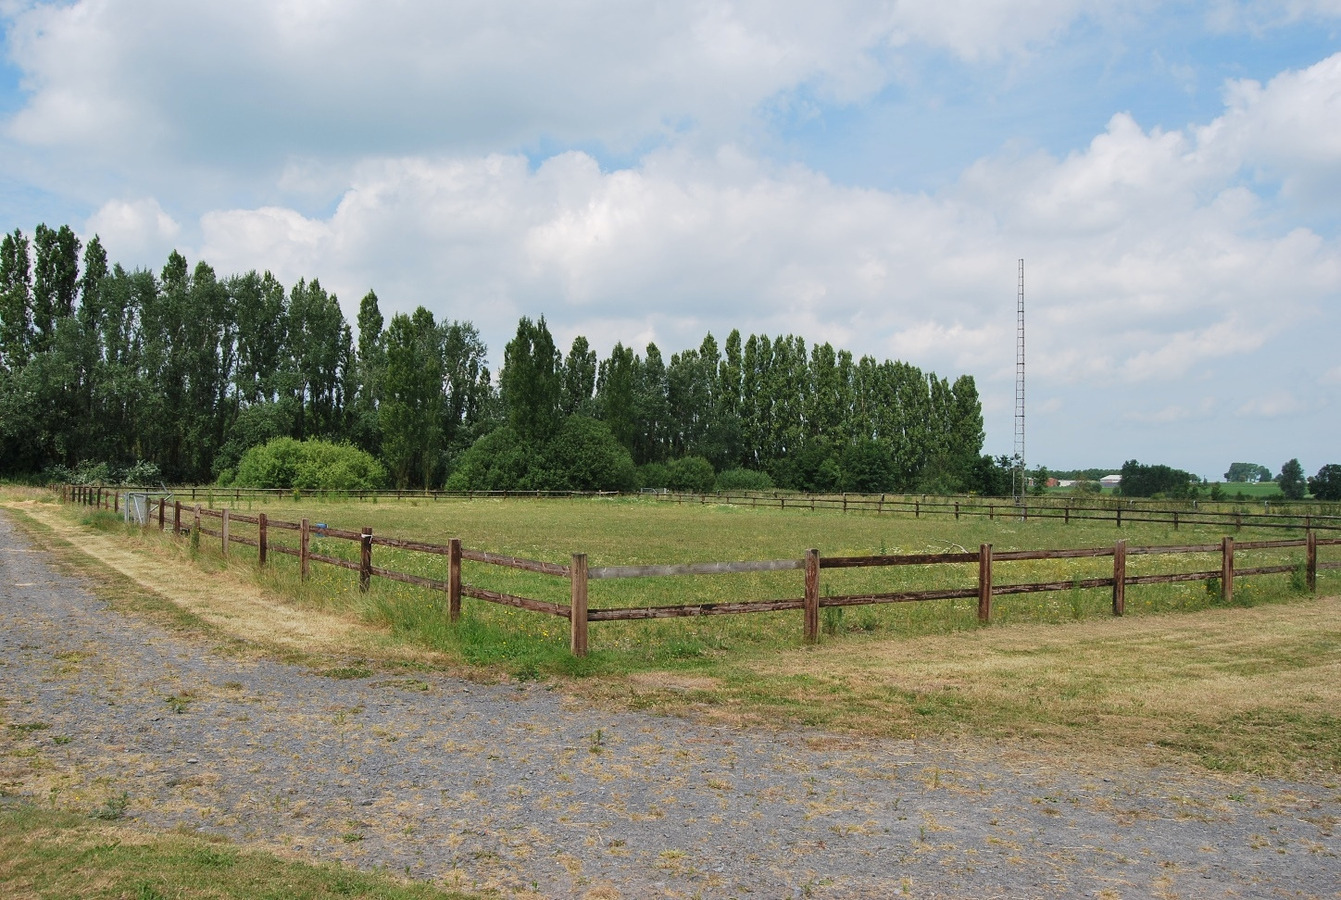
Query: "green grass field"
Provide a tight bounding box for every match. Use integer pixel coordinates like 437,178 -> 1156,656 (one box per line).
141,493 -> 1332,672
26,490 -> 1341,777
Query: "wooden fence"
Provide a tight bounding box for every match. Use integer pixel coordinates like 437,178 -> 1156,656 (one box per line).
64,482 -> 1341,534
65,484 -> 1341,657
653,490 -> 1341,533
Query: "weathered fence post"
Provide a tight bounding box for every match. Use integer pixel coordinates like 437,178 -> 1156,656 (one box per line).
804,548 -> 820,644
221,509 -> 230,556
914,500 -> 920,519
158,498 -> 165,531
258,513 -> 268,566
1221,536 -> 1235,604
1116,507 -> 1122,528
1064,505 -> 1070,525
173,501 -> 181,535
1112,539 -> 1126,616
1306,530 -> 1317,594
113,491 -> 119,514
978,544 -> 993,624
300,518 -> 310,582
955,501 -> 960,520
1173,511 -> 1179,530
570,552 -> 588,657
448,538 -> 462,623
359,527 -> 372,593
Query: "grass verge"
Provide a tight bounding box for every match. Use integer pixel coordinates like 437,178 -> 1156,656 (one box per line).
0,802 -> 477,900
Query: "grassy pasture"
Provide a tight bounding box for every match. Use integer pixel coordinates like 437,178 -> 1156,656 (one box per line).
21,489 -> 1341,777
126,494 -> 1336,668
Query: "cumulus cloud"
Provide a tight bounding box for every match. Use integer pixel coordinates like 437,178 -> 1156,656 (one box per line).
2,0 -> 1095,167
84,197 -> 180,262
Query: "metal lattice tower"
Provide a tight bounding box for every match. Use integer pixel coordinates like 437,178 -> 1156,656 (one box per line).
1012,259 -> 1026,503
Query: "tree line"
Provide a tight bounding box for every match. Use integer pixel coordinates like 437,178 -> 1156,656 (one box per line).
0,224 -> 994,492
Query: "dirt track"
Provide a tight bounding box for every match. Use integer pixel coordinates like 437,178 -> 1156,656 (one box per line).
1,507 -> 1339,899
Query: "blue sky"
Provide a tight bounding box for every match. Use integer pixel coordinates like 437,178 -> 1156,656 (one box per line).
2,1 -> 1339,479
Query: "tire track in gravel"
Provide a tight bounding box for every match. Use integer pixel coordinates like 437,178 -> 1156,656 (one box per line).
1,508 -> 1339,899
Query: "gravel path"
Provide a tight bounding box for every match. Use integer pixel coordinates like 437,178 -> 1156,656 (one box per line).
1,510 -> 1338,899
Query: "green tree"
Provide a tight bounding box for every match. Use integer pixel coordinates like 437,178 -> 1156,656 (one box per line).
1224,462 -> 1271,483
500,316 -> 561,444
0,229 -> 33,372
380,308 -> 445,488
1277,458 -> 1307,500
561,335 -> 597,416
1307,464 -> 1341,502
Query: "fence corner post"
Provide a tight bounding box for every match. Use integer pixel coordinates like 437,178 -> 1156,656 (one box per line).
448,538 -> 462,623
1221,535 -> 1235,604
570,552 -> 589,657
1306,530 -> 1317,594
978,543 -> 993,624
359,527 -> 372,593
1112,539 -> 1126,616
258,512 -> 268,567
300,518 -> 311,582
804,548 -> 820,644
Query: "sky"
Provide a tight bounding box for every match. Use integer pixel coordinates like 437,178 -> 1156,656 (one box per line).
2,1 -> 1339,480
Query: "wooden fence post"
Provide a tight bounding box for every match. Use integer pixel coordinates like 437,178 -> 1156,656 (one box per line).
173,500 -> 181,535
448,538 -> 462,623
221,509 -> 230,556
1116,507 -> 1122,528
570,553 -> 588,657
1173,511 -> 1179,530
158,498 -> 165,531
114,491 -> 119,514
1064,505 -> 1070,525
1306,530 -> 1317,594
978,543 -> 993,624
1112,539 -> 1126,616
955,502 -> 960,520
804,548 -> 820,644
300,518 -> 310,582
258,513 -> 268,566
359,527 -> 372,593
1221,536 -> 1234,604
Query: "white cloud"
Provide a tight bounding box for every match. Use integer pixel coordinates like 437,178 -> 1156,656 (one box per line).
2,0 -> 1095,168
84,197 -> 180,261
1235,391 -> 1305,417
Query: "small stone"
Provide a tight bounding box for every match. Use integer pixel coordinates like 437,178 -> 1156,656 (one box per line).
186,757 -> 199,764
360,798 -> 375,806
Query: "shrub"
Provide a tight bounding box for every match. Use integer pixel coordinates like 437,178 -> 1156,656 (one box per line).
233,438 -> 386,491
444,427 -> 533,491
715,467 -> 773,492
667,456 -> 716,493
1308,464 -> 1341,501
537,417 -> 637,491
638,462 -> 671,491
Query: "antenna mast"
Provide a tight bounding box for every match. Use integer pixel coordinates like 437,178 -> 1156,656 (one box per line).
1012,259 -> 1026,503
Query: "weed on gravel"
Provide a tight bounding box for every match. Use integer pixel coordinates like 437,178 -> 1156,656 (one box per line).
0,802 -> 481,899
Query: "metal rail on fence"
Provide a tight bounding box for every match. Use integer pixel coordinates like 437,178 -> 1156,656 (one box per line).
63,486 -> 1341,657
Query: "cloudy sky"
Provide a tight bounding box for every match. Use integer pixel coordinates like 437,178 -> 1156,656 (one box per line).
3,1 -> 1339,479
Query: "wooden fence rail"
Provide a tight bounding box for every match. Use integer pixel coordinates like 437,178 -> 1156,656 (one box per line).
61,482 -> 1341,535
65,487 -> 1341,658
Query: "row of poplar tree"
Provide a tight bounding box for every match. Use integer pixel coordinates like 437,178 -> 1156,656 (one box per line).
0,224 -> 995,492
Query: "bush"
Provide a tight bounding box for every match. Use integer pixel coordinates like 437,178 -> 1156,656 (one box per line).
537,417 -> 637,491
444,427 -> 533,491
715,467 -> 773,492
233,438 -> 386,491
667,456 -> 716,493
638,462 -> 671,491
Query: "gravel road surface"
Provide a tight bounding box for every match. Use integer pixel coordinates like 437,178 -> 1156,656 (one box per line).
1,510 -> 1338,899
